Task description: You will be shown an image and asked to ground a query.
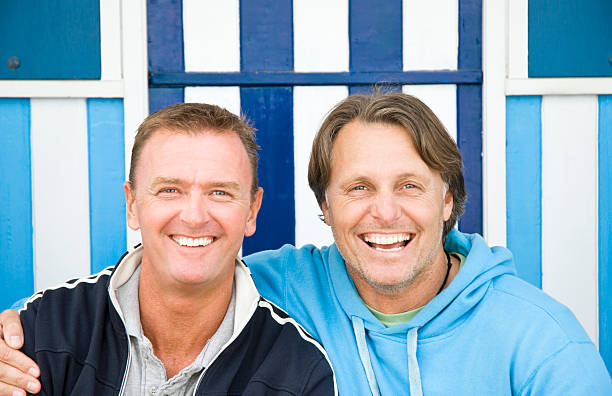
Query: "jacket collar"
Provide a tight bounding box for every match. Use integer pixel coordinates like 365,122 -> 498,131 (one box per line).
107,245 -> 261,334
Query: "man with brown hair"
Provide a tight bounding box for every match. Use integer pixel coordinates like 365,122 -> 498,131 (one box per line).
0,103 -> 335,395
1,93 -> 610,395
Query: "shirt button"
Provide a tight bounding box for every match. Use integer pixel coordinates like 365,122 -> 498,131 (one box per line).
150,386 -> 157,395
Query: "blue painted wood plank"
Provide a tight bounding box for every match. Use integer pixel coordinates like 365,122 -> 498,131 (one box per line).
239,0 -> 294,253
598,95 -> 612,372
457,0 -> 483,235
87,99 -> 127,274
149,87 -> 185,114
458,0 -> 482,70
349,0 -> 402,72
529,0 -> 612,77
506,96 -> 542,288
0,99 -> 34,309
456,85 -> 482,234
240,87 -> 295,254
0,1 -> 100,79
240,0 -> 293,71
147,0 -> 184,73
147,0 -> 185,114
150,70 -> 483,87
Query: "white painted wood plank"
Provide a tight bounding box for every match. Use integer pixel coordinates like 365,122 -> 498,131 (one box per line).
506,78 -> 612,96
293,86 -> 347,248
403,0 -> 458,70
482,0 -> 507,246
293,0 -> 349,72
30,99 -> 91,290
402,85 -> 457,141
100,0 -> 122,80
184,87 -> 241,116
0,80 -> 123,98
122,0 -> 149,249
541,95 -> 599,344
507,0 -> 528,78
183,0 -> 240,72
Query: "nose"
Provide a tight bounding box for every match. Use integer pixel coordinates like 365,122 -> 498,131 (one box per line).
179,192 -> 210,227
371,191 -> 401,224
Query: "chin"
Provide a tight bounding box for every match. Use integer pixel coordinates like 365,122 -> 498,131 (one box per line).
352,267 -> 415,295
369,277 -> 414,294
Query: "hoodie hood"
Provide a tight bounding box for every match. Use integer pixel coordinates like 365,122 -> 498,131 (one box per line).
329,229 -> 515,395
330,229 -> 515,336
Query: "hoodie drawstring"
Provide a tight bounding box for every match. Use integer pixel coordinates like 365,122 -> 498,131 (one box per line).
352,317 -> 381,396
406,327 -> 423,396
351,317 -> 424,396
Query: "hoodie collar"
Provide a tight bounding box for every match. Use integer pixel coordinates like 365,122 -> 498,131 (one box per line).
329,229 -> 516,335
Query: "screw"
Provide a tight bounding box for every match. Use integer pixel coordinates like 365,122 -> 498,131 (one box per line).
8,57 -> 20,70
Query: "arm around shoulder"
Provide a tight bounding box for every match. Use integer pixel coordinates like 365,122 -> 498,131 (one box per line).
0,308 -> 41,395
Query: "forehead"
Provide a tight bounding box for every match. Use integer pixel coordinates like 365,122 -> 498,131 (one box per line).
135,129 -> 252,186
330,121 -> 431,175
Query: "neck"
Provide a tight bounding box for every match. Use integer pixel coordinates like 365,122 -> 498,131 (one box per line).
353,248 -> 460,314
137,262 -> 234,378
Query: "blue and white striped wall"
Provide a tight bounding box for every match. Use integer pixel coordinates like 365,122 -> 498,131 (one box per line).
0,98 -> 126,306
485,0 -> 611,371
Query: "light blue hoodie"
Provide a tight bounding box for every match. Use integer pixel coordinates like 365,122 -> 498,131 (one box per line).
245,230 -> 611,395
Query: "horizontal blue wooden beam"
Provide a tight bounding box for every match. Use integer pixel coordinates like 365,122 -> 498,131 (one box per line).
150,70 -> 482,87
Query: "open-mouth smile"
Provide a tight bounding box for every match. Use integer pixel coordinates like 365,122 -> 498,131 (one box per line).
171,235 -> 215,247
360,233 -> 413,252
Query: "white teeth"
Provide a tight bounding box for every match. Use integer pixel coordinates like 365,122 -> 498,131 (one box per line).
172,236 -> 213,247
363,234 -> 411,245
374,246 -> 403,252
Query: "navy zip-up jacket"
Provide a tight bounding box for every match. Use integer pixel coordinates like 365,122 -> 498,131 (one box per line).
19,247 -> 336,395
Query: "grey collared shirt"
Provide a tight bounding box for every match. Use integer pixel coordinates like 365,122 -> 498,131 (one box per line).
116,266 -> 235,396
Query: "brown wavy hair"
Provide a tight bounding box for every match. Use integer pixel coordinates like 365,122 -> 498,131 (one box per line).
308,92 -> 466,238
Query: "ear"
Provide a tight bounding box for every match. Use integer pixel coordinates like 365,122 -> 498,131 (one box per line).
443,188 -> 453,222
124,181 -> 140,231
320,198 -> 330,226
244,187 -> 263,237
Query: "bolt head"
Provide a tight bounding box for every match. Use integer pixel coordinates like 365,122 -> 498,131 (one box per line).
8,56 -> 20,70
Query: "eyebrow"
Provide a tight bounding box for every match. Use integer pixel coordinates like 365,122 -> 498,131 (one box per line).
149,177 -> 183,189
148,177 -> 242,192
207,181 -> 242,192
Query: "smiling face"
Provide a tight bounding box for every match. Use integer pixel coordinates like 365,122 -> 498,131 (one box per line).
125,129 -> 262,291
322,121 -> 453,297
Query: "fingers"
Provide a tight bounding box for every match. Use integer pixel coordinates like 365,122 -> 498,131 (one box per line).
0,311 -> 24,350
0,362 -> 40,395
0,310 -> 40,394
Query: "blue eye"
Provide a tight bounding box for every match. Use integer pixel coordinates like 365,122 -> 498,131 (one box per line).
156,187 -> 178,195
353,185 -> 366,191
213,190 -> 227,196
403,184 -> 415,189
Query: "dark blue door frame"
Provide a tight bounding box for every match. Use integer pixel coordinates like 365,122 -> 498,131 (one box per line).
146,0 -> 483,253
